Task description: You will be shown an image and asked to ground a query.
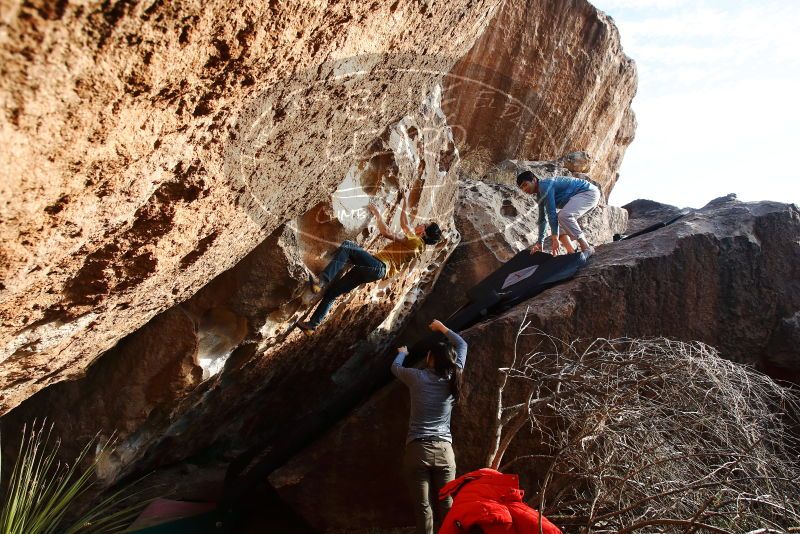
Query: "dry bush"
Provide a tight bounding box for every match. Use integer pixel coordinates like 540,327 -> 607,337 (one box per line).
488,310 -> 800,533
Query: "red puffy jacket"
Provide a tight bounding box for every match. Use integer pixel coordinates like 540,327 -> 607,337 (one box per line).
437,468 -> 562,534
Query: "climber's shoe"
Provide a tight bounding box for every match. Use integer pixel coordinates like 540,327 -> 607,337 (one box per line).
297,321 -> 316,335
308,273 -> 324,294
581,246 -> 595,261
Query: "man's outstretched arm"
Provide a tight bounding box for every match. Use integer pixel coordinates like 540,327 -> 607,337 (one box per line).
399,192 -> 413,235
368,203 -> 405,241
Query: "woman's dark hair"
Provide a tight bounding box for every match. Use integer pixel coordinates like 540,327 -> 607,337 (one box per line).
423,222 -> 442,245
429,341 -> 463,404
516,170 -> 535,187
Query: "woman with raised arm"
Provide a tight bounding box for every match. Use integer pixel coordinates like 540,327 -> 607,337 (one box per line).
392,319 -> 468,534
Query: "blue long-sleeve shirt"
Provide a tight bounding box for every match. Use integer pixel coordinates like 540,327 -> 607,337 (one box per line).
391,329 -> 468,444
536,176 -> 594,243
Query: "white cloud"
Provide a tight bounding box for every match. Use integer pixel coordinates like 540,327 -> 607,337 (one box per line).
610,78 -> 800,207
591,0 -> 800,207
640,65 -> 728,89
596,0 -> 689,9
615,3 -> 800,65
635,44 -> 741,65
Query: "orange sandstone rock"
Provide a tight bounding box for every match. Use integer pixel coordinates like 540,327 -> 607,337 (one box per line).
443,0 -> 637,195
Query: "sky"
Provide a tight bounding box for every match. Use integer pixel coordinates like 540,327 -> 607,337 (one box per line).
590,0 -> 800,208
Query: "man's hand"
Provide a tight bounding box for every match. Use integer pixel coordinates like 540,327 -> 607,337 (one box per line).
530,242 -> 542,254
397,345 -> 408,354
429,319 -> 448,333
550,236 -> 560,256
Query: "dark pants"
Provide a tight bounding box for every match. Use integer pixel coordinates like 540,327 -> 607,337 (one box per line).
404,440 -> 456,534
308,240 -> 386,327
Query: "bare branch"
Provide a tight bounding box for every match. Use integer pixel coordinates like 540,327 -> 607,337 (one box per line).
488,332 -> 800,532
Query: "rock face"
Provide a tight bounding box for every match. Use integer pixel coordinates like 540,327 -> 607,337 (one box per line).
0,0 -> 502,415
1,83 -> 465,483
4,307 -> 203,464
0,0 -> 641,513
443,0 -> 637,194
622,198 -> 688,235
270,195 -> 800,530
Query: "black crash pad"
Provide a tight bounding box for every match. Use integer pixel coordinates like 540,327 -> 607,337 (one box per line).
614,213 -> 685,242
409,250 -> 586,358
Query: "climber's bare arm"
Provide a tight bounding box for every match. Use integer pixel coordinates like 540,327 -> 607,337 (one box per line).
368,204 -> 404,241
399,192 -> 413,235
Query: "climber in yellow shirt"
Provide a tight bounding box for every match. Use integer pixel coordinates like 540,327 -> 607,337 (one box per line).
298,194 -> 442,333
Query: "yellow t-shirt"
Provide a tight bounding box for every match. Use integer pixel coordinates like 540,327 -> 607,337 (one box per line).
374,233 -> 425,279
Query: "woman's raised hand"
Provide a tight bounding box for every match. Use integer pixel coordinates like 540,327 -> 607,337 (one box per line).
429,319 -> 448,333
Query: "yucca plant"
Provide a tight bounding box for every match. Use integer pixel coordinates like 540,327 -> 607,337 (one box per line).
0,421 -> 147,534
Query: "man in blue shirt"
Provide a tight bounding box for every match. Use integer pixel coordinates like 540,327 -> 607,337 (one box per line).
516,171 -> 600,257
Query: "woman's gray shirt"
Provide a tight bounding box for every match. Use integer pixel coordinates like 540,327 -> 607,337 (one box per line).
391,329 -> 468,444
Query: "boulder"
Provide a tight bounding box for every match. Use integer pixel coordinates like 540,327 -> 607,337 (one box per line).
559,151 -> 592,174
0,0 -> 504,415
2,307 -> 202,466
622,198 -> 688,235
269,195 -> 800,530
1,85 -> 464,484
443,0 -> 637,194
484,157 -> 603,191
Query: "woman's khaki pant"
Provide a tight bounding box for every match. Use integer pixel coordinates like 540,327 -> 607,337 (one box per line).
403,440 -> 456,534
